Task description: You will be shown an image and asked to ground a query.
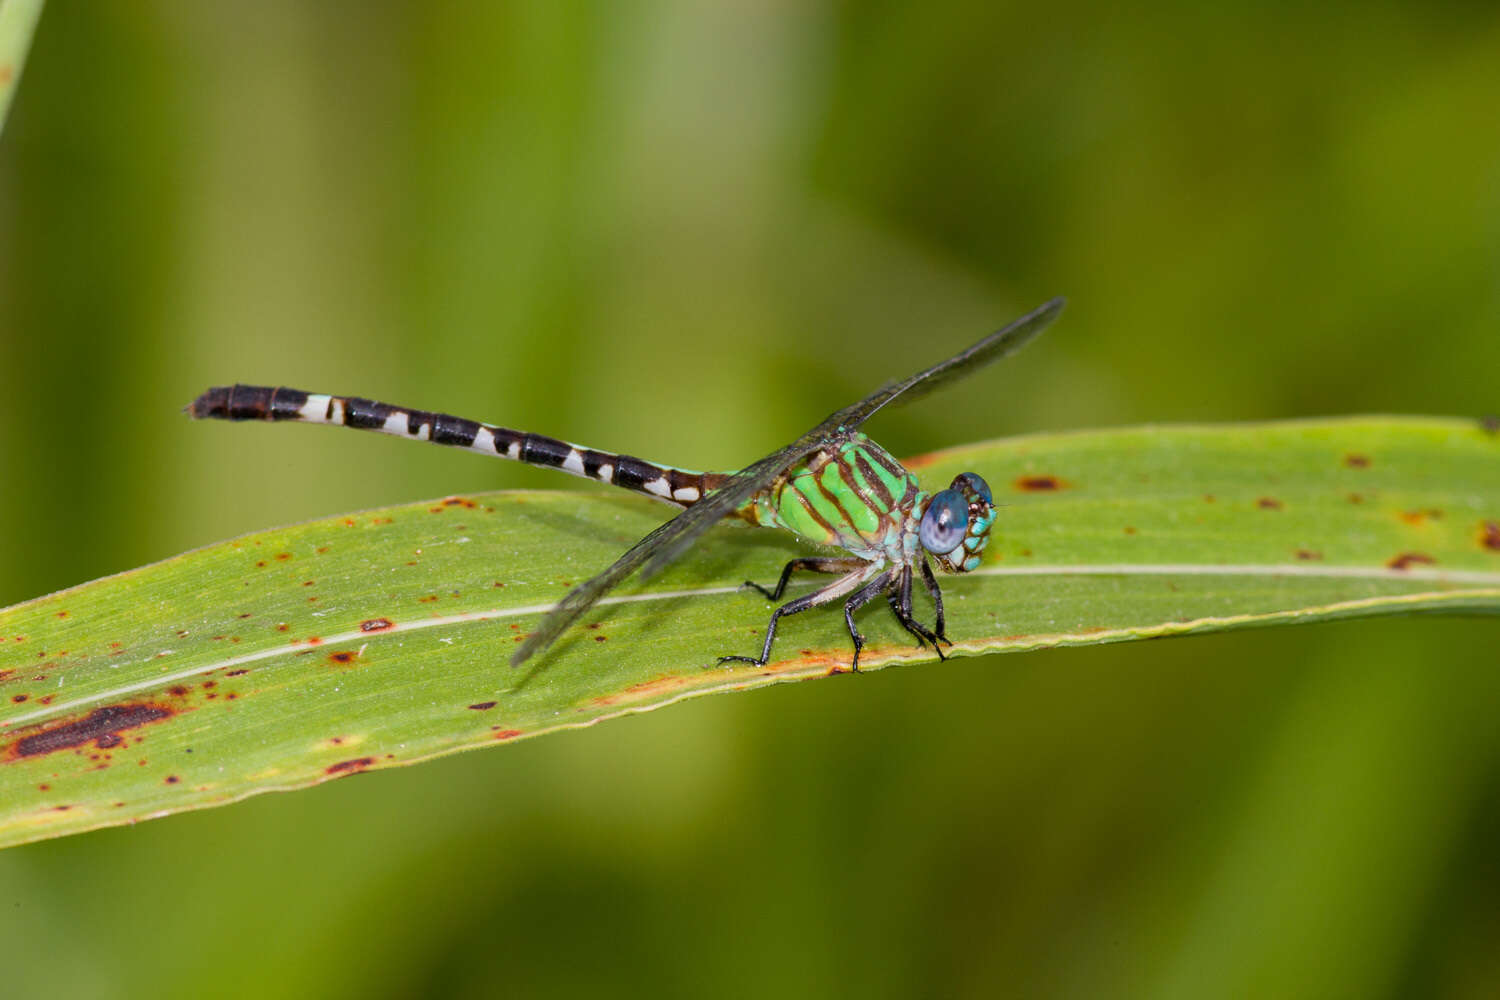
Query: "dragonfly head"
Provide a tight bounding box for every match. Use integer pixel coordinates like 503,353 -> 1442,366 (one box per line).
918,472 -> 995,573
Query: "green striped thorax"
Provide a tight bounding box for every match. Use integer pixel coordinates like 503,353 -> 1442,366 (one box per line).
746,433 -> 996,575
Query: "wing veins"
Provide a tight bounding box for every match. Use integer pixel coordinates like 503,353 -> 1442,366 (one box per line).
510,297 -> 1064,666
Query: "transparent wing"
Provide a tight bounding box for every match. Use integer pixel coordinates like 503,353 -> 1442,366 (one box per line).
510,297 -> 1064,666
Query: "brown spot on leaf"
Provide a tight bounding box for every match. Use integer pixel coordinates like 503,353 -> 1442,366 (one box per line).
468,701 -> 497,711
1014,475 -> 1067,492
275,552 -> 293,561
1348,493 -> 1364,505
1479,521 -> 1500,551
1295,549 -> 1323,561
1257,497 -> 1283,510
6,703 -> 175,761
326,757 -> 376,775
493,729 -> 522,740
1399,508 -> 1443,526
1480,415 -> 1499,435
1344,453 -> 1371,468
360,618 -> 394,632
10,694 -> 26,704
1123,526 -> 1137,535
1387,552 -> 1436,570
227,669 -> 249,677
165,775 -> 180,784
1203,494 -> 1216,503
328,650 -> 358,665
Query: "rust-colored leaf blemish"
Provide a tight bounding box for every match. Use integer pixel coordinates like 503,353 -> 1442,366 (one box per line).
1014,475 -> 1067,492
165,775 -> 180,784
1295,549 -> 1323,561
360,618 -> 394,632
1388,552 -> 1436,570
275,552 -> 293,561
1344,453 -> 1371,468
1203,494 -> 1216,503
493,729 -> 522,740
418,595 -> 439,603
10,694 -> 27,704
328,650 -> 358,665
6,703 -> 175,761
1399,508 -> 1444,526
226,669 -> 249,677
326,756 -> 376,775
442,496 -> 477,508
1123,526 -> 1137,535
1348,493 -> 1365,505
1479,414 -> 1499,435
276,624 -> 289,632
594,635 -> 607,642
302,580 -> 315,587
1257,497 -> 1283,510
1479,521 -> 1500,551
468,701 -> 497,711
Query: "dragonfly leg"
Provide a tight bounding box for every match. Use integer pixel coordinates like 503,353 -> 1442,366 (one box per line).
843,571 -> 896,672
719,564 -> 877,667
918,557 -> 951,645
886,566 -> 946,659
743,557 -> 865,601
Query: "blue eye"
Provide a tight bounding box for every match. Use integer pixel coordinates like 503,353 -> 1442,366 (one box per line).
951,472 -> 992,506
919,489 -> 969,554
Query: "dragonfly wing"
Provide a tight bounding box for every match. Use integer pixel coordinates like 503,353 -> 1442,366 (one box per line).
509,439 -> 825,666
834,296 -> 1064,432
510,297 -> 1063,667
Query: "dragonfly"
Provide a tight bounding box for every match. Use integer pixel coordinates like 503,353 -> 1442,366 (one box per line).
188,297 -> 1063,670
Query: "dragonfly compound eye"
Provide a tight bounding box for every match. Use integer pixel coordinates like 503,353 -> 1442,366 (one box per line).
919,489 -> 970,556
950,472 -> 992,506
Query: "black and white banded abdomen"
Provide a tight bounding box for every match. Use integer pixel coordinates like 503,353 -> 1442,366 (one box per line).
188,384 -> 726,507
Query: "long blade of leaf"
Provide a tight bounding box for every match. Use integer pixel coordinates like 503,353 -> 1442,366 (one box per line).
1,416 -> 1497,848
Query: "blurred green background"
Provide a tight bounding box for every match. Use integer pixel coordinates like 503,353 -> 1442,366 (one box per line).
3,2 -> 1499,997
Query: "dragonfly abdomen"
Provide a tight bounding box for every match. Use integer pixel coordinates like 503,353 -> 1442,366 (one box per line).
188,384 -> 726,507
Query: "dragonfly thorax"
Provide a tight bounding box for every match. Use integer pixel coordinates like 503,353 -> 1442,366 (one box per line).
919,472 -> 995,573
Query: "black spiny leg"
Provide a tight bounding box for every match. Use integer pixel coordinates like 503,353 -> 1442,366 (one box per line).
744,557 -> 865,600
843,571 -> 895,672
886,566 -> 946,659
720,565 -> 876,667
919,557 -> 951,646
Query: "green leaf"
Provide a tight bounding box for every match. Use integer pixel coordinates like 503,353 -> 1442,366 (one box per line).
2,416 -> 1497,848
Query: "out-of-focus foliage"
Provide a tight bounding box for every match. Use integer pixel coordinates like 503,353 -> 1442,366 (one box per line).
0,2 -> 1496,997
